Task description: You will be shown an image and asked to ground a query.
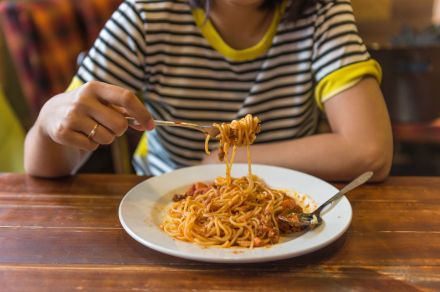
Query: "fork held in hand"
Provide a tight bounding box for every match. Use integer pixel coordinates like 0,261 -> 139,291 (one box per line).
279,171 -> 374,228
125,117 -> 219,137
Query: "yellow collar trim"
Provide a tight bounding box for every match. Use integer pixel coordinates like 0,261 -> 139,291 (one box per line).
192,2 -> 286,62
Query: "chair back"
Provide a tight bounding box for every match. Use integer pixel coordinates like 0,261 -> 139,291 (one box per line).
0,0 -> 122,118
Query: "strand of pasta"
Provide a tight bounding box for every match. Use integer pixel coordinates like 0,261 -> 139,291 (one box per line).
161,176 -> 286,247
161,114 -> 294,248
211,114 -> 261,185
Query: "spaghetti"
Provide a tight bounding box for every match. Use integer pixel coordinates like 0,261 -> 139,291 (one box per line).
161,114 -> 311,248
211,114 -> 261,183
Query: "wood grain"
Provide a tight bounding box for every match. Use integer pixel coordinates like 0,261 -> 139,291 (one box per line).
0,174 -> 439,291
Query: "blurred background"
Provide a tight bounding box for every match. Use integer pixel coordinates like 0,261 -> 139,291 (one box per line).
0,0 -> 439,175
353,0 -> 440,176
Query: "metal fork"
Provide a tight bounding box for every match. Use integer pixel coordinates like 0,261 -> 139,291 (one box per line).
125,117 -> 219,136
279,171 -> 374,229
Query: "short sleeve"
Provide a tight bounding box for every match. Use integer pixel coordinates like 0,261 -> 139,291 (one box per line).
75,0 -> 146,92
311,0 -> 381,108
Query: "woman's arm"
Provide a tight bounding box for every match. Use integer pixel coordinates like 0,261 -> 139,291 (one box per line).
24,0 -> 154,178
24,81 -> 154,178
202,77 -> 393,182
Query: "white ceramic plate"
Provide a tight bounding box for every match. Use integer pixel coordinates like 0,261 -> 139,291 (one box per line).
119,164 -> 352,263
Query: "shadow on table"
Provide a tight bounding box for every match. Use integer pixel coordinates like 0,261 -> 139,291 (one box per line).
115,228 -> 427,290
148,233 -> 421,290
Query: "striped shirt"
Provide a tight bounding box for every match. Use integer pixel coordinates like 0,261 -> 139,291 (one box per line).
73,0 -> 381,175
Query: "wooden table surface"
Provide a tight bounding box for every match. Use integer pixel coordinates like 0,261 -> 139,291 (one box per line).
0,174 -> 439,291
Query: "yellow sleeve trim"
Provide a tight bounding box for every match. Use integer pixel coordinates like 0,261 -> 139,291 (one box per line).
315,59 -> 382,109
66,76 -> 84,92
134,132 -> 148,158
192,1 -> 286,61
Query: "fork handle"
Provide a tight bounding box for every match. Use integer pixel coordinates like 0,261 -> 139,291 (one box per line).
315,171 -> 374,213
153,120 -> 203,131
125,117 -> 204,132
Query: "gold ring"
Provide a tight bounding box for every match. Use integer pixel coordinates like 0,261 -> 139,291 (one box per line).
87,123 -> 100,139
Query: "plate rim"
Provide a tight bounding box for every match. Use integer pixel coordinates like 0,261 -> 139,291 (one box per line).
118,163 -> 352,263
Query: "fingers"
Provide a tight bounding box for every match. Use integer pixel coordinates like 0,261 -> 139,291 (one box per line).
65,132 -> 99,152
109,106 -> 146,131
51,120 -> 99,152
65,112 -> 117,145
78,118 -> 116,145
82,81 -> 154,131
51,111 -> 116,151
42,80 -> 154,153
86,102 -> 129,137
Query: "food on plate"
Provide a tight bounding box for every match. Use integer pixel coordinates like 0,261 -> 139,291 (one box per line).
161,114 -> 315,248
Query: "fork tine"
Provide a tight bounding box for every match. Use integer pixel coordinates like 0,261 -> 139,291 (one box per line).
206,126 -> 220,137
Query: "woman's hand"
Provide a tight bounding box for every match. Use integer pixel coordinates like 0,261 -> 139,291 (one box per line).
36,81 -> 154,151
25,81 -> 154,177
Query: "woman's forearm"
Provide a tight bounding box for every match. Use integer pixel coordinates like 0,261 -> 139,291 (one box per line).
218,132 -> 391,182
203,78 -> 393,182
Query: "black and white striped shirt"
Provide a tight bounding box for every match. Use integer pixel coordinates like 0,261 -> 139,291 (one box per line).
74,0 -> 379,175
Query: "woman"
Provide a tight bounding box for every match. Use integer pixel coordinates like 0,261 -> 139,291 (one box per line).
24,0 -> 393,181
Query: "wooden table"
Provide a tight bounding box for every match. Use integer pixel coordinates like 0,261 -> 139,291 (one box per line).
0,174 -> 439,291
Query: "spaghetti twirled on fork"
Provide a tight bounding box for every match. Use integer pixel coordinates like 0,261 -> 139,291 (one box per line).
161,114 -> 309,248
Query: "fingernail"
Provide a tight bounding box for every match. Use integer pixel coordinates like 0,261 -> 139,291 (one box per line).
146,119 -> 155,131
125,117 -> 140,126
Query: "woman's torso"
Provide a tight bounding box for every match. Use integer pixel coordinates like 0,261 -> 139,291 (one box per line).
137,0 -> 319,174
